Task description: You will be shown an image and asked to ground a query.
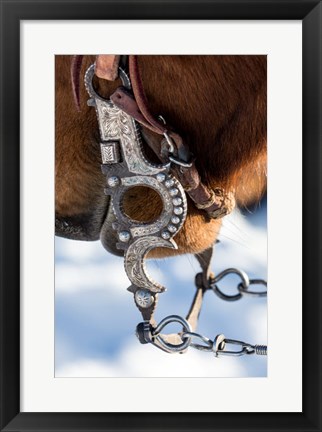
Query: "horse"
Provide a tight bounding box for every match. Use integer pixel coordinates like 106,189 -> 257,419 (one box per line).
55,55 -> 267,261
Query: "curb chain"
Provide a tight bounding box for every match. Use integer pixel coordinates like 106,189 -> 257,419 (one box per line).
137,267 -> 267,357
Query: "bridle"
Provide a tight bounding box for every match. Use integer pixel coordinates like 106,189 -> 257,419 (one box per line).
71,54 -> 267,358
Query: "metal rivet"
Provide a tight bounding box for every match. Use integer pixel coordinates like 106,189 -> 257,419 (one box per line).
107,176 -> 120,187
174,207 -> 183,215
119,231 -> 131,242
165,179 -> 174,188
171,216 -> 180,224
168,225 -> 177,233
156,173 -> 166,182
173,197 -> 183,206
161,230 -> 171,239
169,188 -> 179,197
135,289 -> 154,308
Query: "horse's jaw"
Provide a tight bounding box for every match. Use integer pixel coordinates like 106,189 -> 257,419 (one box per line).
55,196 -> 111,243
55,194 -> 124,257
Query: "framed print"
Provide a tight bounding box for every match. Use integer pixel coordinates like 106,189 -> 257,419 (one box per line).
55,52 -> 268,381
0,0 -> 321,431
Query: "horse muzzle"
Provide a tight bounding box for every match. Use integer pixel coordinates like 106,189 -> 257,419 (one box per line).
55,199 -> 110,242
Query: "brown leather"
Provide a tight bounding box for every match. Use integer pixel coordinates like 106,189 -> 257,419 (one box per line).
129,55 -> 168,135
127,56 -> 193,163
111,87 -> 191,163
95,55 -> 120,81
185,247 -> 214,330
71,55 -> 84,111
111,87 -> 165,135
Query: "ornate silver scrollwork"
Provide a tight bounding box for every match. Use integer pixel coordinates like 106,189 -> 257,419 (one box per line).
85,64 -> 187,297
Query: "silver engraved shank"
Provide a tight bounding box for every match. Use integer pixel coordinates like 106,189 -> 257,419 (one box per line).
126,237 -> 177,293
85,64 -> 188,295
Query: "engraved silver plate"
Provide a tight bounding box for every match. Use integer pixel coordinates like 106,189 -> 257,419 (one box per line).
100,142 -> 120,164
85,64 -> 188,295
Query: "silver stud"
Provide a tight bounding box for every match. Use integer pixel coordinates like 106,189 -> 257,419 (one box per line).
161,230 -> 171,239
169,188 -> 179,197
118,231 -> 131,242
172,197 -> 183,206
156,173 -> 166,182
165,179 -> 174,188
112,222 -> 119,230
107,176 -> 120,187
171,216 -> 180,224
168,225 -> 177,233
174,207 -> 183,215
135,289 -> 154,308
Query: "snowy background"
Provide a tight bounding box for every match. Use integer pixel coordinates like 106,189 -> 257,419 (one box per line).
55,198 -> 267,377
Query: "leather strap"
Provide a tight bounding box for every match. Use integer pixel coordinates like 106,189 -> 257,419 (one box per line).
110,87 -> 164,135
128,55 -> 169,135
95,55 -> 120,81
71,55 -> 121,110
111,87 -> 191,163
71,55 -> 84,111
186,246 -> 214,330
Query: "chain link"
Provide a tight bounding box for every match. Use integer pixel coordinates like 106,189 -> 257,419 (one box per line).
181,331 -> 213,352
136,267 -> 268,358
210,268 -> 267,301
147,319 -> 267,356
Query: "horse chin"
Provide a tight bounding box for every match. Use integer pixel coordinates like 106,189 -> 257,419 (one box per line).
55,198 -> 111,242
55,213 -> 101,241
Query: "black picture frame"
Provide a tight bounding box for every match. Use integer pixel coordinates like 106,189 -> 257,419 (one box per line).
1,1 -> 321,431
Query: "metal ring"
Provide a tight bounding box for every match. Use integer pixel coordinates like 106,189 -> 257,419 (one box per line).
238,279 -> 267,297
215,338 -> 252,357
84,64 -> 102,101
212,285 -> 242,301
118,67 -> 131,90
153,315 -> 192,353
182,331 -> 213,352
85,64 -> 132,101
163,132 -> 175,154
158,115 -> 167,125
169,155 -> 193,168
211,268 -> 250,301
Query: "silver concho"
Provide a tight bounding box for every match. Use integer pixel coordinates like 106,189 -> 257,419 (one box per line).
85,64 -> 187,294
134,289 -> 154,308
